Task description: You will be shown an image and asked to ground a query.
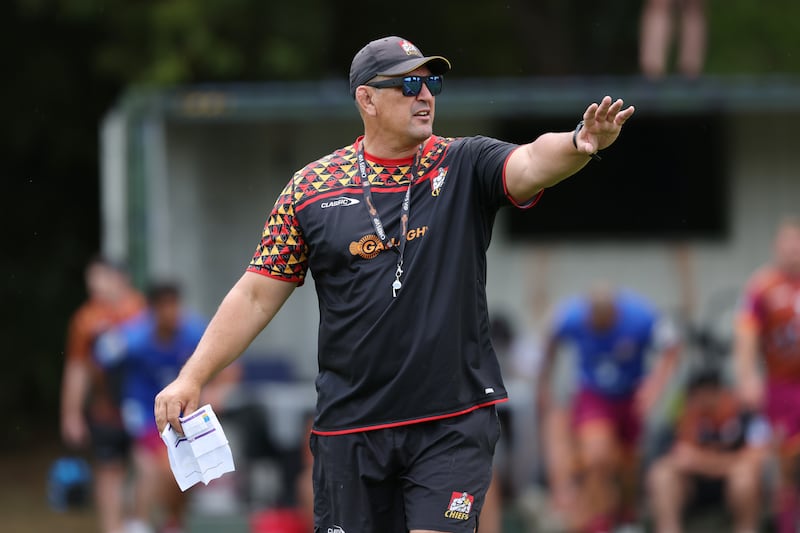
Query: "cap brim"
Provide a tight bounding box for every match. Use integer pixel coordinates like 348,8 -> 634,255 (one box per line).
378,56 -> 451,77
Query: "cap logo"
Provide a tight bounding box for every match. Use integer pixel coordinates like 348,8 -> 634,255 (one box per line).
399,40 -> 421,57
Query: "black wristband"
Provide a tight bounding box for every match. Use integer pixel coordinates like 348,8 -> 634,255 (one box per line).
573,120 -> 602,161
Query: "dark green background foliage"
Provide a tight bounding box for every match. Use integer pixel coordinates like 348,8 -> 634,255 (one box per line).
2,0 -> 799,448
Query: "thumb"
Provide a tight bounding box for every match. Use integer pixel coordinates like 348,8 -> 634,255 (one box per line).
580,140 -> 597,155
183,397 -> 200,417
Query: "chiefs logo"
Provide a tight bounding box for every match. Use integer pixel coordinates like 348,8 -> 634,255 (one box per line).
399,39 -> 421,57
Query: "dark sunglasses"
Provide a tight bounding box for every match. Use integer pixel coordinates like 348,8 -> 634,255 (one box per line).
366,75 -> 444,97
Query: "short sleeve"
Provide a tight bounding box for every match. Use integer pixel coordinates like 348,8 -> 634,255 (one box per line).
248,177 -> 309,285
462,136 -> 541,211
65,309 -> 92,363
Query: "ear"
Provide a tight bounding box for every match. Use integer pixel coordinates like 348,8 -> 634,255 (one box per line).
355,86 -> 378,117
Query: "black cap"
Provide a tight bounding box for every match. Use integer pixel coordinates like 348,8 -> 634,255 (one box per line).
349,36 -> 451,98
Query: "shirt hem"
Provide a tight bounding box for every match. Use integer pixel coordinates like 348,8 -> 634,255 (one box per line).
310,397 -> 508,436
502,147 -> 544,209
246,265 -> 305,286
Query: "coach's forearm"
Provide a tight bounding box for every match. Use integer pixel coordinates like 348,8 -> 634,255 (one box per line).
178,272 -> 296,386
505,132 -> 592,202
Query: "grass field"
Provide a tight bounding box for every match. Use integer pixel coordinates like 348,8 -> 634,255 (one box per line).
0,444 -> 97,533
1,443 -> 748,533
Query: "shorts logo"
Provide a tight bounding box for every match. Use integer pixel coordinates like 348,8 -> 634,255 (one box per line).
431,166 -> 448,196
444,491 -> 474,521
399,39 -> 421,57
321,196 -> 360,209
349,226 -> 428,260
326,526 -> 345,533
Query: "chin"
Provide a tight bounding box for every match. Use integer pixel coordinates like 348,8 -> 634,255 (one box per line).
410,125 -> 433,143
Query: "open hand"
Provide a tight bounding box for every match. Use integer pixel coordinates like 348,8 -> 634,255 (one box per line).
575,96 -> 635,156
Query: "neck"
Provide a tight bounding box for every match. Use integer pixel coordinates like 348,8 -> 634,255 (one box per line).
361,133 -> 427,160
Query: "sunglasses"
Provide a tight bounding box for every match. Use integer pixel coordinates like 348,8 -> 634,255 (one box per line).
366,75 -> 444,97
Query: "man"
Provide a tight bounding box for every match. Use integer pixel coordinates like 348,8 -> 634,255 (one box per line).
155,35 -> 634,533
537,284 -> 680,532
648,369 -> 768,533
96,282 -> 240,533
734,216 -> 800,533
60,256 -> 145,533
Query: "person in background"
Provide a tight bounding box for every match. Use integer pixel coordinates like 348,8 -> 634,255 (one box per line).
647,368 -> 768,533
639,0 -> 707,79
96,282 -> 240,533
734,216 -> 800,533
538,283 -> 681,532
60,256 -> 145,533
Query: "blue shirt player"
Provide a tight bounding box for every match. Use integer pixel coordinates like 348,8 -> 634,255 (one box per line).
95,283 -> 207,451
537,283 -> 680,532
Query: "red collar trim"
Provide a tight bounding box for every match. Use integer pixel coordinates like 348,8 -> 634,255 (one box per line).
355,135 -> 435,166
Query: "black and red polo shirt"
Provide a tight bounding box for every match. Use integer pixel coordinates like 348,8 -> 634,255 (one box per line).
248,134 -> 540,435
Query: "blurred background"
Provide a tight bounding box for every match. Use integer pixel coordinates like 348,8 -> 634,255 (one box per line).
3,0 -> 800,532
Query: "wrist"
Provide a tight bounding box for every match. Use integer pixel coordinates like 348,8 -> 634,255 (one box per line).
572,120 -> 601,161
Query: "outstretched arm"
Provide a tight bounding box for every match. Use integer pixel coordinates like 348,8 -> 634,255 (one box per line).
154,272 -> 296,433
504,96 -> 635,203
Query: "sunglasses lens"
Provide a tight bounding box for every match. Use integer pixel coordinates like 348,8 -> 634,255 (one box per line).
402,77 -> 423,96
426,76 -> 443,96
395,76 -> 443,96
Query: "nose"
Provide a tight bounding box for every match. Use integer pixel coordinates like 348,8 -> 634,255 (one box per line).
416,81 -> 434,100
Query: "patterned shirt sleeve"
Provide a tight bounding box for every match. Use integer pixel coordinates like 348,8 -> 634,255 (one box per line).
247,177 -> 309,285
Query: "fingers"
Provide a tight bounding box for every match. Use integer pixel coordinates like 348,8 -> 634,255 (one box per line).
593,95 -> 613,123
154,389 -> 184,434
615,104 -> 635,125
585,96 -> 634,125
154,393 -> 167,433
165,397 -> 185,434
582,102 -> 599,125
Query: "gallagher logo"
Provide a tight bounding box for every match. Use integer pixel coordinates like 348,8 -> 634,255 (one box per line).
320,196 -> 360,209
444,491 -> 474,521
348,226 -> 428,259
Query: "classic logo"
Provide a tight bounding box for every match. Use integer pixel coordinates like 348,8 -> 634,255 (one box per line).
444,491 -> 474,521
431,166 -> 448,196
349,227 -> 429,260
399,39 -> 421,56
320,196 -> 360,209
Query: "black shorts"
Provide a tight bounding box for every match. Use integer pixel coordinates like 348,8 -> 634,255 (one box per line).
89,422 -> 132,463
687,475 -> 726,510
310,406 -> 502,533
